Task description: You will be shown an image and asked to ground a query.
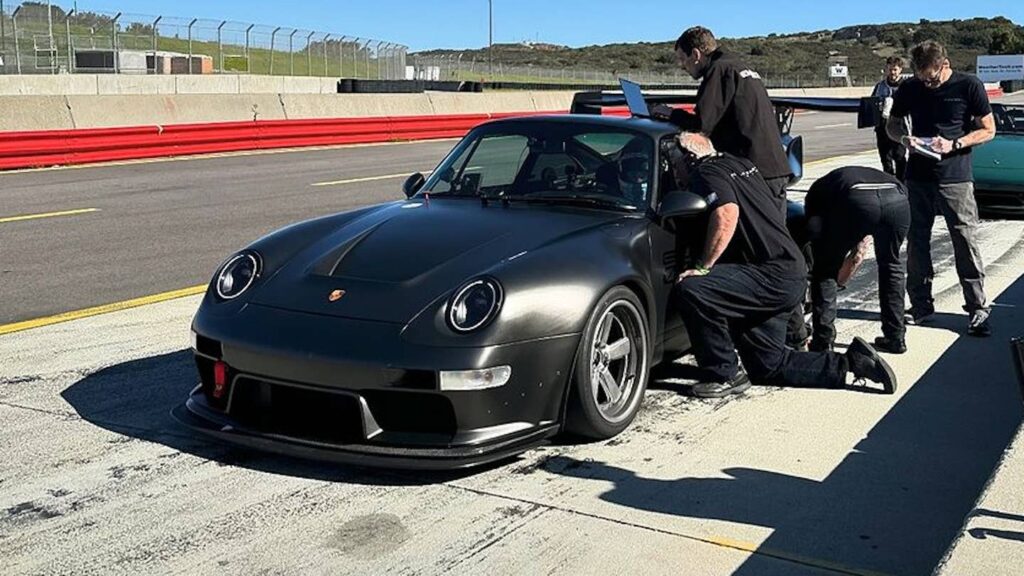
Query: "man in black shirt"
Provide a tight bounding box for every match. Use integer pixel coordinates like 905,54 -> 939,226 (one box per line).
652,26 -> 792,211
887,41 -> 996,336
805,167 -> 911,354
671,133 -> 896,398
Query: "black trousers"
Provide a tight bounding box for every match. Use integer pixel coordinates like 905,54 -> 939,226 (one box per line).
875,129 -> 907,181
676,263 -> 848,388
808,185 -> 910,347
764,174 -> 809,346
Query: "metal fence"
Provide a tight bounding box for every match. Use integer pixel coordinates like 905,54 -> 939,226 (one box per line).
0,2 -> 408,78
411,55 -> 881,89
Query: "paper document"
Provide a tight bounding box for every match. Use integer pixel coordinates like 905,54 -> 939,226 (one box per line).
908,137 -> 942,161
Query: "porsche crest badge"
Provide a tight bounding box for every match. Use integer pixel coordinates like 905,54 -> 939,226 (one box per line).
328,289 -> 346,302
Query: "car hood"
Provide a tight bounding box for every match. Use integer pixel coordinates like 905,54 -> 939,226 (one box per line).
250,198 -> 630,324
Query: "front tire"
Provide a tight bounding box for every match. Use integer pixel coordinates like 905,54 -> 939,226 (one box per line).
565,286 -> 650,439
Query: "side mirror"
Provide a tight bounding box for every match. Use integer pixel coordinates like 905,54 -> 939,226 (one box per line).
403,172 -> 425,198
658,190 -> 707,219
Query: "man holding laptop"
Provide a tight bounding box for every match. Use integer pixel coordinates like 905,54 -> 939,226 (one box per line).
651,26 -> 791,212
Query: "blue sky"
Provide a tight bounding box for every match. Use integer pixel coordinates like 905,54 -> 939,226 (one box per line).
67,1 -> 1024,51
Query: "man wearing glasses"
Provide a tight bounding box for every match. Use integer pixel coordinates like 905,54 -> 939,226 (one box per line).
886,41 -> 996,336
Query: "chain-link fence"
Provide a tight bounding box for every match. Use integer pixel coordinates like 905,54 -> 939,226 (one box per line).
0,2 -> 408,78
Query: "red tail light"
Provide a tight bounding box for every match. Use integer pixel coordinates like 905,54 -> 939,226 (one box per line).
213,361 -> 228,399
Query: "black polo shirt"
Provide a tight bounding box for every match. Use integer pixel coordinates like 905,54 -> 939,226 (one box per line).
690,153 -> 804,274
891,72 -> 992,183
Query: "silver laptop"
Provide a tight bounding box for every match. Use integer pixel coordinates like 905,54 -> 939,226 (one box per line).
619,78 -> 650,118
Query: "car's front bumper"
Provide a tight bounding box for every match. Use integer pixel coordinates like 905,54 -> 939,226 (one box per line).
976,186 -> 1024,215
176,302 -> 579,469
173,390 -> 560,470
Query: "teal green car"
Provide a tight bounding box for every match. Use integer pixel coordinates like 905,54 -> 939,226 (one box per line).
974,104 -> 1024,214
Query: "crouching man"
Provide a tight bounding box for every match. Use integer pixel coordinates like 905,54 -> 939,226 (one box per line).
670,133 -> 897,398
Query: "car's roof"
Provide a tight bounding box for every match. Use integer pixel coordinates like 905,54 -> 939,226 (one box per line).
480,114 -> 680,139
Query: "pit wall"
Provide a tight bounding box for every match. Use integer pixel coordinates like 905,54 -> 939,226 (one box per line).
0,87 -> 874,132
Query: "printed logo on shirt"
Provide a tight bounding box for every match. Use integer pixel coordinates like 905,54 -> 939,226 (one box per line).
728,167 -> 760,180
705,192 -> 718,204
739,69 -> 762,80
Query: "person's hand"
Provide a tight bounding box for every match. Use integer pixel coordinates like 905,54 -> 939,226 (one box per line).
929,136 -> 954,154
677,268 -> 709,282
650,104 -> 674,120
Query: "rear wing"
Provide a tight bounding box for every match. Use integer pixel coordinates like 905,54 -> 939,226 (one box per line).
569,91 -> 876,135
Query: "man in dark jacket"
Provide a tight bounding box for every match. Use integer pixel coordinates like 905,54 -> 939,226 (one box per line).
653,26 -> 792,211
872,56 -> 907,179
670,133 -> 896,398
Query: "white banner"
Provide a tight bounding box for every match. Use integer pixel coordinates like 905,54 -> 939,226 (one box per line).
829,64 -> 848,78
977,54 -> 1024,82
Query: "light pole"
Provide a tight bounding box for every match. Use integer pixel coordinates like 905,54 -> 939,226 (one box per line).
488,0 -> 493,77
46,0 -> 55,72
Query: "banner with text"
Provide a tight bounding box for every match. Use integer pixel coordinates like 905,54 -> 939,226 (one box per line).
977,55 -> 1024,82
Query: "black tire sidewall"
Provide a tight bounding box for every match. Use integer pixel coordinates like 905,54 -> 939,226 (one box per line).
566,286 -> 650,439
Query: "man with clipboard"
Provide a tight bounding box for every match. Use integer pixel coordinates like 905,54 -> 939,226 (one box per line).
886,40 -> 997,337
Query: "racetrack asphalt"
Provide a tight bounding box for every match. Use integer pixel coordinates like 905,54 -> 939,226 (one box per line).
2,149 -> 1023,576
0,111 -> 876,326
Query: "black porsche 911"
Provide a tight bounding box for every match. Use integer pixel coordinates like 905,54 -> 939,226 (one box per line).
174,96 -> 839,469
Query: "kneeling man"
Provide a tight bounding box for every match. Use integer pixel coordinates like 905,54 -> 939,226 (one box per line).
671,133 -> 896,398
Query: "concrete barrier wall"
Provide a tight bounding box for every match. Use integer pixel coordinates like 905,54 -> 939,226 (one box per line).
0,85 -> 874,132
0,96 -> 75,131
95,75 -> 177,95
64,94 -> 287,128
281,93 -> 435,119
0,74 -> 339,96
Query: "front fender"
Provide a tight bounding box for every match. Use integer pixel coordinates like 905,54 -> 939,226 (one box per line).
400,219 -> 654,348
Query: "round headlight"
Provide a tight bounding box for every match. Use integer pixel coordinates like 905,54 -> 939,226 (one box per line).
215,252 -> 260,300
447,278 -> 503,333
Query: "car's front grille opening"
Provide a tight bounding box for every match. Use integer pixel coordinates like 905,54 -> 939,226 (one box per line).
195,334 -> 222,358
361,390 -> 456,436
229,378 -> 364,444
391,369 -> 437,390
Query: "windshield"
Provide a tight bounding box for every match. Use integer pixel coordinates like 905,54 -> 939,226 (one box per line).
993,104 -> 1024,134
420,123 -> 654,210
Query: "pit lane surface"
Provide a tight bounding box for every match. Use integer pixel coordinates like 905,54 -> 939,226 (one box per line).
0,111 -> 874,326
3,139 -> 1024,575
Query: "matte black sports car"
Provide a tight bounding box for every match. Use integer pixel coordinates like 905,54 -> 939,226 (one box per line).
175,96 -> 837,469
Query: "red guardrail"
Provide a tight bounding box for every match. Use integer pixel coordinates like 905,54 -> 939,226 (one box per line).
0,111 -> 558,170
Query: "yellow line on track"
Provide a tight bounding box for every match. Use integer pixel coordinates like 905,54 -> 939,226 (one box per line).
0,208 -> 100,224
0,285 -> 206,337
311,170 -> 432,187
703,535 -> 892,576
311,173 -> 415,187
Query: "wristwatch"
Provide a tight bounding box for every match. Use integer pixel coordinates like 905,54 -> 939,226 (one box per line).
953,139 -> 963,151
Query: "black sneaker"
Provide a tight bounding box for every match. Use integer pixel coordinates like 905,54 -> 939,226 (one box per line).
904,305 -> 935,326
845,337 -> 897,394
692,372 -> 751,399
873,336 -> 907,354
967,309 -> 992,337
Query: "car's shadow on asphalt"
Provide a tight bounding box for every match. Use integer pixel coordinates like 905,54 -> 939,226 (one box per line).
59,351 -> 512,487
546,272 -> 1024,576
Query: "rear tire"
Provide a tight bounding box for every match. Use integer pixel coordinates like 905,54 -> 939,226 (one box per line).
564,286 -> 650,439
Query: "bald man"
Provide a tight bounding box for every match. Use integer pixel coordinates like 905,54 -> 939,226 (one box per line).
669,133 -> 896,398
